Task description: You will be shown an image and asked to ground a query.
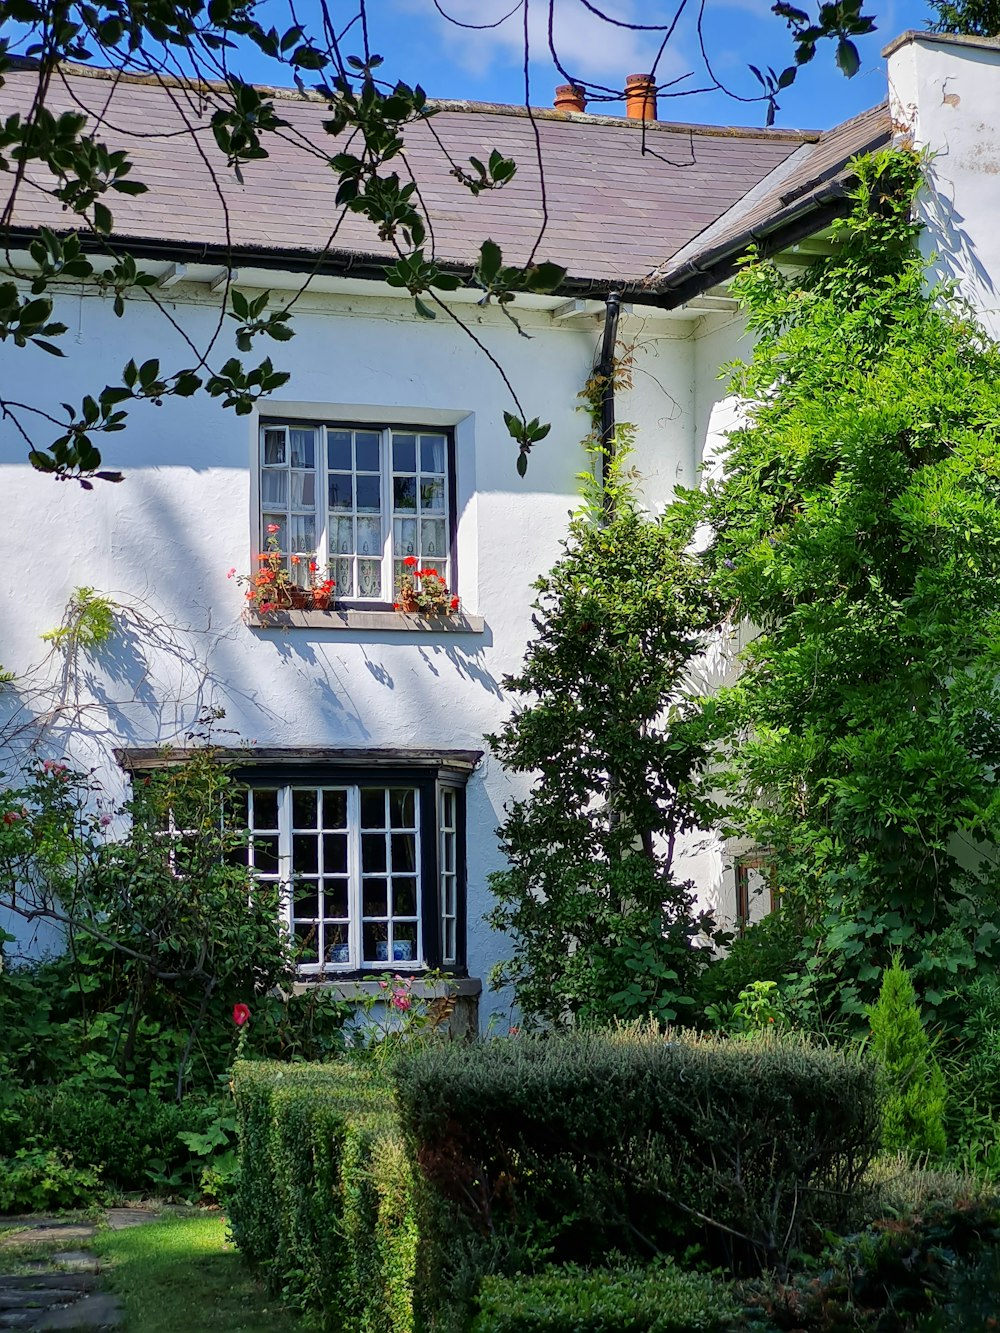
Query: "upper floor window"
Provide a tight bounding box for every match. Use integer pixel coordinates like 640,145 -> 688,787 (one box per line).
258,420 -> 455,604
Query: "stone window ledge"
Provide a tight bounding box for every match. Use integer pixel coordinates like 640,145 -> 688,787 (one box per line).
291,976 -> 482,1000
246,609 -> 485,633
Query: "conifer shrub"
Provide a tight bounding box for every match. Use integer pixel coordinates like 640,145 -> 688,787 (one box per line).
867,956 -> 948,1158
393,1028 -> 880,1328
471,1265 -> 740,1333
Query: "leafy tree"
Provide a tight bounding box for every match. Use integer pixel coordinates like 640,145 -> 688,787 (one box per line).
928,0 -> 1000,33
684,149 -> 1000,1022
868,954 -> 947,1157
487,443 -> 724,1027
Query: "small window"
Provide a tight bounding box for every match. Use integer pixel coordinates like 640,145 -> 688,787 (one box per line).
734,853 -> 774,935
235,772 -> 465,973
259,421 -> 455,604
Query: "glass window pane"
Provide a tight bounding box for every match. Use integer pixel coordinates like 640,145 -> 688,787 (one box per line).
290,515 -> 316,552
419,479 -> 445,513
329,475 -> 354,510
323,834 -> 347,874
251,789 -> 278,829
261,515 -> 287,549
260,471 -> 287,507
290,471 -> 316,508
328,430 -> 352,471
263,429 -> 286,465
326,930 -> 350,965
356,476 -> 381,512
356,432 -> 381,472
322,790 -> 348,829
293,834 -> 318,875
358,560 -> 382,598
392,434 -> 416,472
393,518 -> 418,558
421,520 -> 446,559
333,517 -> 355,555
363,922 -> 389,963
391,833 -> 416,873
391,922 -> 417,961
293,885 -> 318,919
292,790 -> 317,828
333,557 -> 354,598
290,429 -> 316,469
363,878 -> 388,916
361,789 -> 386,828
323,880 -> 349,918
393,878 -> 417,916
389,789 -> 415,827
421,435 -> 446,474
356,517 -> 381,558
393,477 -> 417,511
295,923 -> 318,964
362,833 -> 387,873
251,834 -> 279,874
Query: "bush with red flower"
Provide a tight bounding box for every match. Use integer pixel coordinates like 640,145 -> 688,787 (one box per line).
395,555 -> 460,616
229,525 -> 296,615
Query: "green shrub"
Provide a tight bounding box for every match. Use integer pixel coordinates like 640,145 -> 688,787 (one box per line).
471,1265 -> 740,1333
868,956 -> 947,1158
0,1147 -> 104,1212
394,1028 -> 880,1327
229,1060 -> 413,1328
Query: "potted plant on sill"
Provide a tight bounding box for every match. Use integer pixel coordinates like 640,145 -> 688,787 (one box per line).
230,524 -> 298,616
394,555 -> 460,617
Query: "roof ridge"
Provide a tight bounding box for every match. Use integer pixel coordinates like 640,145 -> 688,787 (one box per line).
7,56 -> 819,141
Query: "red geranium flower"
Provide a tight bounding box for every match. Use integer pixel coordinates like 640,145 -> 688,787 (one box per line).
450,596 -> 459,610
403,555 -> 418,567
232,1003 -> 251,1027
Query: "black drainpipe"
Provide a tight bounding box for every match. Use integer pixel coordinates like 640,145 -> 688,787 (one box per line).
598,289 -> 622,519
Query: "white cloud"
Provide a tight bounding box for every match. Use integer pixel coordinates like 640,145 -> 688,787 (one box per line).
394,0 -> 689,91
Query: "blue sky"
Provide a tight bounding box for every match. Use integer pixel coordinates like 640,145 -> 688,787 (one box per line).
247,0 -> 932,131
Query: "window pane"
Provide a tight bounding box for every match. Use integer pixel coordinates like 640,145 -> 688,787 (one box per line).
322,790 -> 347,829
263,429 -> 286,465
363,922 -> 389,963
393,878 -> 417,916
290,471 -> 316,509
393,477 -> 417,511
252,835 -> 279,874
392,434 -> 416,472
356,517 -> 381,558
391,833 -> 416,873
391,922 -> 417,962
356,432 -> 380,472
389,789 -> 415,827
292,790 -> 317,828
261,471 -> 287,507
329,475 -> 354,510
293,834 -> 318,875
393,518 -> 418,558
333,556 -> 354,597
290,429 -> 316,468
261,515 -> 287,549
290,514 -> 316,552
323,834 -> 347,874
361,789 -> 386,828
421,435 -> 446,473
323,879 -> 349,918
333,516 -> 354,555
356,476 -> 381,512
293,884 -> 318,919
328,430 -> 352,471
251,789 -> 278,829
362,833 -> 387,873
326,930 -> 350,965
358,560 -> 381,598
363,878 -> 388,916
419,479 -> 445,513
421,520 -> 446,559
295,924 -> 319,964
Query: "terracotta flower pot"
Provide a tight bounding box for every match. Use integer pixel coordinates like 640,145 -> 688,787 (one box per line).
289,587 -> 311,609
400,595 -> 420,614
311,588 -> 332,610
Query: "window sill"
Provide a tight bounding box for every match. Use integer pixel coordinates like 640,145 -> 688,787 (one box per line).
245,608 -> 485,633
291,976 -> 482,1000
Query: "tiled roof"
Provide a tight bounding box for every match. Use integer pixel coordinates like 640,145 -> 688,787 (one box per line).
650,101 -> 893,298
3,62 -> 817,288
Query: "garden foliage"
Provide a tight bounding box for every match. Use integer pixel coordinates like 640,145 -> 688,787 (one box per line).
683,148 -> 1000,1021
868,955 -> 948,1158
229,1060 -> 415,1330
487,448 -> 724,1027
392,1027 -> 880,1327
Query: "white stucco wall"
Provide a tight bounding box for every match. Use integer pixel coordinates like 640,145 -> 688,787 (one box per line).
888,31 -> 1000,339
0,277 -> 697,1022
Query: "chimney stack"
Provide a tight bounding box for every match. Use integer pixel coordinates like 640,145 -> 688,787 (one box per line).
625,74 -> 657,121
554,83 -> 587,114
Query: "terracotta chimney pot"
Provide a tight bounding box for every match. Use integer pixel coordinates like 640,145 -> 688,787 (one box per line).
554,83 -> 587,114
625,73 -> 657,121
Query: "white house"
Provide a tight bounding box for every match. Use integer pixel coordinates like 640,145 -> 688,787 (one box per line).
0,31 -> 992,1027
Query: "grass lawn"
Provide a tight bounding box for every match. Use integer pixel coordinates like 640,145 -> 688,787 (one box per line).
93,1210 -> 302,1333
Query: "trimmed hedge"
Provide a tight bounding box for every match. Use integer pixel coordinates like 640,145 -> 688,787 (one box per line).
394,1029 -> 880,1326
229,1060 -> 415,1329
471,1267 -> 740,1333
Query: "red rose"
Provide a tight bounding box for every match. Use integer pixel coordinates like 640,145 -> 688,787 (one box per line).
232,1003 -> 251,1027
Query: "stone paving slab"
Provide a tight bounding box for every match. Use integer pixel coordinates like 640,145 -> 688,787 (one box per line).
34,1293 -> 124,1330
0,1230 -> 96,1250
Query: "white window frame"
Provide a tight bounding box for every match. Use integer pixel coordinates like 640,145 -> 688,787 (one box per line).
257,420 -> 454,605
